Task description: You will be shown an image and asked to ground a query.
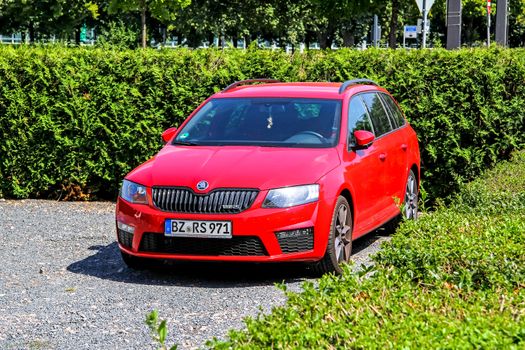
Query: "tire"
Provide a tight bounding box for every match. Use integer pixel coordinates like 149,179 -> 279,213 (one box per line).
121,251 -> 149,270
311,196 -> 353,276
383,170 -> 419,234
404,170 -> 419,220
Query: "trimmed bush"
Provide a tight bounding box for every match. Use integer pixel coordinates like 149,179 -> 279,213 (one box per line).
206,152 -> 525,348
0,46 -> 524,199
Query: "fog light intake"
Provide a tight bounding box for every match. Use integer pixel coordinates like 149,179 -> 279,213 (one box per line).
275,227 -> 314,254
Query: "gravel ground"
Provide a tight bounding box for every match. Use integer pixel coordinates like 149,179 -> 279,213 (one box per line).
0,200 -> 391,350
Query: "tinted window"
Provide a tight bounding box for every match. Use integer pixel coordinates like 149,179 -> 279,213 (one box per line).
174,98 -> 342,148
361,93 -> 393,136
380,93 -> 405,128
347,97 -> 374,146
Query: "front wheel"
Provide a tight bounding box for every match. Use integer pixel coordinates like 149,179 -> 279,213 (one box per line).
311,196 -> 353,275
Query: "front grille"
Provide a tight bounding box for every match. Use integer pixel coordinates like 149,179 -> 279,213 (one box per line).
139,232 -> 268,256
117,229 -> 133,248
152,187 -> 259,214
276,228 -> 314,254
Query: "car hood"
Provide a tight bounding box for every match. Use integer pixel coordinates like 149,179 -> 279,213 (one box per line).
127,145 -> 341,191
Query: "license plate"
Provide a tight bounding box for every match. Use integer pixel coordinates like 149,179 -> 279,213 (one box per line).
164,219 -> 232,239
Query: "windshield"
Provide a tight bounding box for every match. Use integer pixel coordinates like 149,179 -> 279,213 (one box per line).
173,98 -> 342,148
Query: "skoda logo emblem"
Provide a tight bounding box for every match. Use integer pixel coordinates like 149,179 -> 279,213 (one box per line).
196,180 -> 209,191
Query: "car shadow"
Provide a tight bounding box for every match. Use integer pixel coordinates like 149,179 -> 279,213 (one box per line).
67,228 -> 389,288
68,242 -> 311,288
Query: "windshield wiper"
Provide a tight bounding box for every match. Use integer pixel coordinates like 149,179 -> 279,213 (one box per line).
171,140 -> 200,146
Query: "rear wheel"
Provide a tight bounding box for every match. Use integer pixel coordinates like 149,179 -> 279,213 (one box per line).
384,169 -> 419,233
404,170 -> 418,219
311,196 -> 352,275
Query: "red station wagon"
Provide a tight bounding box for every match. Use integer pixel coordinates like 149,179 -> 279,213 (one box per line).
116,79 -> 420,274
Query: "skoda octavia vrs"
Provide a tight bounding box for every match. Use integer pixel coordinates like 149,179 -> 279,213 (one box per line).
116,79 -> 420,274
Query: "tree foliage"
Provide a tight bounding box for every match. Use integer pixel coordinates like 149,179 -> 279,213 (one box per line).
108,0 -> 190,47
1,0 -> 525,47
0,0 -> 99,42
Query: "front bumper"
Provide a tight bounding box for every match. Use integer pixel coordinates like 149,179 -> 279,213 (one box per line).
115,193 -> 333,262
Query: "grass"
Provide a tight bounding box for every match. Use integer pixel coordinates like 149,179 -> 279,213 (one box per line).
206,151 -> 525,349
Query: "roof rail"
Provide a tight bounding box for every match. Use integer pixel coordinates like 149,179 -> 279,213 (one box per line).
338,79 -> 379,94
222,79 -> 281,93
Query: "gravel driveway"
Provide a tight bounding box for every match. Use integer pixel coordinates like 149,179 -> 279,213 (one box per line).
0,200 -> 390,349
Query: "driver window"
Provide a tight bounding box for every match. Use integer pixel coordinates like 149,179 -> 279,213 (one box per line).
347,96 -> 374,147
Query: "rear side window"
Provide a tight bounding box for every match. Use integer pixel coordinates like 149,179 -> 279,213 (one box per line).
360,93 -> 393,136
380,93 -> 405,128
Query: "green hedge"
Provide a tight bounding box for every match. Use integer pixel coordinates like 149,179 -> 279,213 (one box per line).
0,46 -> 524,199
207,152 -> 525,349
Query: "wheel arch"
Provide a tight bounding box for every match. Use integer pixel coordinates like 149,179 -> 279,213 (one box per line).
410,163 -> 420,188
339,188 -> 355,229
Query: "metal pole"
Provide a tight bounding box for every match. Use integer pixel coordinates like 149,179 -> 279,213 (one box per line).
446,0 -> 462,49
495,0 -> 508,46
487,0 -> 491,46
422,0 -> 428,48
373,15 -> 379,47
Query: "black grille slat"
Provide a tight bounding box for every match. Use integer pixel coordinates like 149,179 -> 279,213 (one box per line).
242,192 -> 250,208
203,195 -> 209,212
153,187 -> 258,214
234,192 -> 241,209
182,191 -> 188,212
139,233 -> 268,256
212,192 -> 219,213
160,189 -> 166,209
217,192 -> 225,212
166,190 -> 173,210
192,191 -> 198,212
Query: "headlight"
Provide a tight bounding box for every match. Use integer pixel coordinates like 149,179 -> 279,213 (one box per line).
262,184 -> 319,208
120,180 -> 148,204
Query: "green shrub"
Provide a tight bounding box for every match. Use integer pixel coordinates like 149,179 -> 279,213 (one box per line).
452,151 -> 525,214
209,275 -> 525,349
206,151 -> 525,348
378,152 -> 525,290
0,46 -> 524,199
377,211 -> 525,290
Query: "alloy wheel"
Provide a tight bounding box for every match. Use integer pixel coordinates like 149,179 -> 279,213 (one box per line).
334,204 -> 352,263
404,172 -> 418,219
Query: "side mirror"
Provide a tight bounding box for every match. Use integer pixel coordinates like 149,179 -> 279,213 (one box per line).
161,127 -> 178,144
353,130 -> 375,148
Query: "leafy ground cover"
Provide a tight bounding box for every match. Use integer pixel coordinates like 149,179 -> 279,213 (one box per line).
206,151 -> 525,349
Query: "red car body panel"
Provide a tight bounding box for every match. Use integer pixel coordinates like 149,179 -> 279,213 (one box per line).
129,146 -> 341,191
116,82 -> 420,263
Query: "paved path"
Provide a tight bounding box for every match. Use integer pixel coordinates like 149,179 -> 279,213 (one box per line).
0,200 -> 390,349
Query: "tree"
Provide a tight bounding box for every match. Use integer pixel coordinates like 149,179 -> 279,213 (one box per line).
108,0 -> 190,48
388,0 -> 399,48
386,0 -> 419,48
0,0 -> 99,42
305,0 -> 385,49
508,0 -> 525,46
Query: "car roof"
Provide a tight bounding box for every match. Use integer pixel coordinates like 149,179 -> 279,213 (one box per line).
212,82 -> 385,100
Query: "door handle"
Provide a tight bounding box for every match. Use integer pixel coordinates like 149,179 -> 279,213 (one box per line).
379,153 -> 387,161
401,144 -> 408,151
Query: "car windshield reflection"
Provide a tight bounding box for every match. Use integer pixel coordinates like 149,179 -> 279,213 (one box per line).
173,98 -> 342,148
